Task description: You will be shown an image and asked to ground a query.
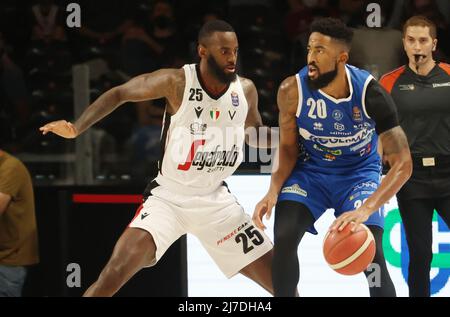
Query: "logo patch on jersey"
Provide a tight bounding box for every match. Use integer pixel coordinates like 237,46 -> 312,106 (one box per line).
359,143 -> 372,156
353,181 -> 378,191
323,154 -> 336,161
300,127 -> 374,148
195,106 -> 204,118
313,122 -> 323,131
216,222 -> 249,246
231,91 -> 239,107
332,109 -> 343,121
190,122 -> 207,135
352,106 -> 362,122
432,82 -> 450,88
228,110 -> 236,120
334,122 -> 345,131
177,140 -> 239,171
141,211 -> 149,220
281,184 -> 307,197
313,144 -> 342,156
399,84 -> 415,91
210,108 -> 220,121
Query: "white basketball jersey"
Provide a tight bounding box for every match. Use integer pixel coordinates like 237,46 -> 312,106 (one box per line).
155,64 -> 248,195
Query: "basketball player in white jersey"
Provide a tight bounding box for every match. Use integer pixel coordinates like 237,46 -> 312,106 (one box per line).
39,20 -> 275,296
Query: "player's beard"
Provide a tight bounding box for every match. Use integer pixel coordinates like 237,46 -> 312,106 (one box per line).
307,62 -> 338,90
207,55 -> 237,84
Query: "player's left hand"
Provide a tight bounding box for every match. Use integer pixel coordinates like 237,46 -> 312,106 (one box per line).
329,209 -> 370,232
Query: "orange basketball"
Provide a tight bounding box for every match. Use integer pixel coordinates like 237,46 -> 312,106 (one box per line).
323,223 -> 376,275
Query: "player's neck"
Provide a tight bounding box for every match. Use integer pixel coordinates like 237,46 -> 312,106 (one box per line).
199,62 -> 229,95
321,67 -> 349,99
409,58 -> 435,76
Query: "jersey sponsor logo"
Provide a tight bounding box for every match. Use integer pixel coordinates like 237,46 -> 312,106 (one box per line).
349,130 -> 374,151
323,153 -> 336,161
352,106 -> 362,122
217,221 -> 248,246
352,180 -> 378,191
231,91 -> 239,106
177,140 -> 239,171
399,84 -> 415,91
300,127 -> 375,148
313,122 -> 323,131
432,82 -> 450,88
334,122 -> 345,131
353,122 -> 371,130
313,144 -> 342,155
195,106 -> 204,118
228,110 -> 236,120
190,122 -> 207,135
359,143 -> 372,156
281,184 -> 307,197
210,108 -> 220,121
330,130 -> 352,136
332,109 -> 343,121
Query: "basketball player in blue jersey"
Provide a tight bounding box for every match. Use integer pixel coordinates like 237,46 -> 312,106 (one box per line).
253,18 -> 413,297
40,20 -> 276,296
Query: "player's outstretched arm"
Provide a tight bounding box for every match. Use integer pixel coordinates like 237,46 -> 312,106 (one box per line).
253,76 -> 299,230
39,68 -> 181,138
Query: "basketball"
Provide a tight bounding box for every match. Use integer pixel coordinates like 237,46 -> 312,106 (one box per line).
323,223 -> 376,275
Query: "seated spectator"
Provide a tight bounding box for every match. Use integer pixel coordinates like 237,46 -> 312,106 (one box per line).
121,0 -> 187,76
30,0 -> 66,44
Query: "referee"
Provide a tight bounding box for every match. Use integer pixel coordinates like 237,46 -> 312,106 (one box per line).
380,15 -> 450,297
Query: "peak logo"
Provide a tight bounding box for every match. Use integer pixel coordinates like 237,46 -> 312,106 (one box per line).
177,140 -> 240,171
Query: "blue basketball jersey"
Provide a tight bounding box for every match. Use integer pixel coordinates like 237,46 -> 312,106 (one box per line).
295,64 -> 381,174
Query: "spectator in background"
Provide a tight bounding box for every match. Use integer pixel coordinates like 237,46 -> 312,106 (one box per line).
121,1 -> 185,178
348,1 -> 406,79
0,147 -> 39,297
30,0 -> 66,44
389,0 -> 449,61
0,33 -> 30,151
121,0 -> 186,76
405,0 -> 450,61
74,0 -> 133,63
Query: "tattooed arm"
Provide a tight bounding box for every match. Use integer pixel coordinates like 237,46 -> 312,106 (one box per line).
40,68 -> 184,138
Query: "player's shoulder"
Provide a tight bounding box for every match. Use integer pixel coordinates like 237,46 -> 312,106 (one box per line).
277,75 -> 299,113
379,65 -> 406,93
278,75 -> 298,94
0,152 -> 25,175
437,62 -> 450,75
379,65 -> 406,83
238,76 -> 256,91
163,67 -> 185,84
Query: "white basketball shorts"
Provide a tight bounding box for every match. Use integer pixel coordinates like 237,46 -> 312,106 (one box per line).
129,180 -> 273,278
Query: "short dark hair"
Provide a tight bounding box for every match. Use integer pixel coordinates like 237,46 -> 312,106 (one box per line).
310,18 -> 353,48
403,15 -> 437,39
198,20 -> 235,45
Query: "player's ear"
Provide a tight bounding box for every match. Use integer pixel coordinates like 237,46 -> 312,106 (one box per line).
432,38 -> 437,51
198,44 -> 207,59
339,51 -> 349,64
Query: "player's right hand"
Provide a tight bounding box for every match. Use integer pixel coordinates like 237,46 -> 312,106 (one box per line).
39,120 -> 78,139
253,191 -> 278,230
